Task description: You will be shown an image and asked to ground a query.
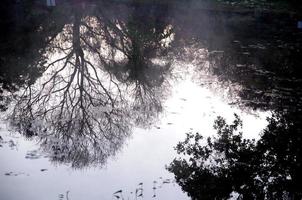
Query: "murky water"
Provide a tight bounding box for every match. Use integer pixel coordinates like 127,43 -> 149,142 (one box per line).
1,1 -> 301,200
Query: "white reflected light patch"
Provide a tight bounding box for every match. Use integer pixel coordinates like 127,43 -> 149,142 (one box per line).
163,79 -> 270,140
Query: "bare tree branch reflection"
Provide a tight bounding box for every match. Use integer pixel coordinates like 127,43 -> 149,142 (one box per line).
9,4 -> 173,168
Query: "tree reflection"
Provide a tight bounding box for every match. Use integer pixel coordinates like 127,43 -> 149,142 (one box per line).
98,3 -> 173,127
167,7 -> 302,200
168,111 -> 302,199
8,3 -> 173,168
0,1 -> 66,111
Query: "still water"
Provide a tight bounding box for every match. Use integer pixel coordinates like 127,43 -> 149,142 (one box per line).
0,77 -> 268,200
0,1 -> 301,200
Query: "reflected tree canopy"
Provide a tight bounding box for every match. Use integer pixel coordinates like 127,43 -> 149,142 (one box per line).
0,0 -> 66,111
5,2 -> 173,168
168,112 -> 302,199
168,6 -> 302,200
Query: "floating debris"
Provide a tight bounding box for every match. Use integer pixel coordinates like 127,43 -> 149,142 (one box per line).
4,171 -> 28,176
113,190 -> 123,199
152,180 -> 157,198
25,150 -> 42,159
113,190 -> 122,194
135,183 -> 144,198
4,172 -> 12,176
208,50 -> 224,55
0,137 -> 18,150
58,193 -> 68,200
8,140 -> 17,149
163,179 -> 171,184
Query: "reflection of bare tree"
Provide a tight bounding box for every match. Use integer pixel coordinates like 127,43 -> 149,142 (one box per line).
9,4 -> 173,168
100,5 -> 174,127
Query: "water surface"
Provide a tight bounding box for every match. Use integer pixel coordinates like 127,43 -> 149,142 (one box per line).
0,1 -> 301,199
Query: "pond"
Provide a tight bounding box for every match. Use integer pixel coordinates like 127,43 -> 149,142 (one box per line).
0,1 -> 301,200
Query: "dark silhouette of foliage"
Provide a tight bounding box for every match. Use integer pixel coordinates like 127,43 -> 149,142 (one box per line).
168,112 -> 302,199
0,0 -> 67,111
168,9 -> 302,199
